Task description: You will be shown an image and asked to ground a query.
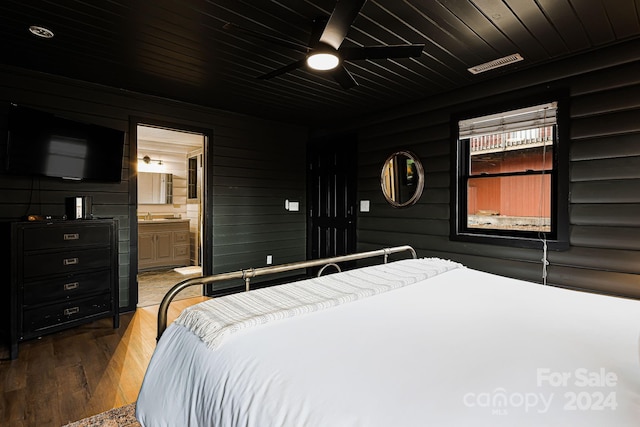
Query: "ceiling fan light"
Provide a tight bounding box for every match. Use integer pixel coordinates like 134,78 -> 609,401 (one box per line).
307,53 -> 340,71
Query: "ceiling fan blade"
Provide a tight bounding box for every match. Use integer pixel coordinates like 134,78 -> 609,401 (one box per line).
341,44 -> 425,61
309,17 -> 328,46
319,0 -> 367,50
330,65 -> 358,89
223,23 -> 310,54
257,59 -> 306,80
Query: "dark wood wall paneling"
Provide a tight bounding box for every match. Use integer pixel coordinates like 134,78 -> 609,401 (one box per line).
340,39 -> 640,299
211,120 -> 308,286
0,65 -> 308,308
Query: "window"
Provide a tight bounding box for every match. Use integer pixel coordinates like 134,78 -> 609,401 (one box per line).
451,94 -> 569,249
188,156 -> 198,199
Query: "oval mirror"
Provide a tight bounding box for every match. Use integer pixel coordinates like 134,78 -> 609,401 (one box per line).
380,150 -> 424,208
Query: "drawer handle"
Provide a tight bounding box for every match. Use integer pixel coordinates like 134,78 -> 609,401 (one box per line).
64,282 -> 80,291
64,233 -> 80,241
64,307 -> 80,316
63,258 -> 79,266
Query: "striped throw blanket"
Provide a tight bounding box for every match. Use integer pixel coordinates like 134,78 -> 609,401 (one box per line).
175,257 -> 462,349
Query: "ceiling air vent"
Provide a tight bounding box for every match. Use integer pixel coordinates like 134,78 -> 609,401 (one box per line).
468,53 -> 523,75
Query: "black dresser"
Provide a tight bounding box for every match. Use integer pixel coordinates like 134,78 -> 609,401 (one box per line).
4,219 -> 119,359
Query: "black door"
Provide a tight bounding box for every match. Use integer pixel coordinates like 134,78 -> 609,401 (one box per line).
307,133 -> 357,263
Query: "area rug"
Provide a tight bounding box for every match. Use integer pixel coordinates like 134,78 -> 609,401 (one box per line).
62,403 -> 140,427
174,265 -> 202,275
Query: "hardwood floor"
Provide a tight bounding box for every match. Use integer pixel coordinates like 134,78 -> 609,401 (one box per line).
0,296 -> 208,427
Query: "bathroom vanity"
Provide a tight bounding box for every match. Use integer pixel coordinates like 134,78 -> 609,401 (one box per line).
138,219 -> 190,270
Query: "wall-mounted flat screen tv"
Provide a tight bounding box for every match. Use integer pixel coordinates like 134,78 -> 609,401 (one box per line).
5,105 -> 125,182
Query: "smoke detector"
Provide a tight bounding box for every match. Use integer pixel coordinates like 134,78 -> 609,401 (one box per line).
29,25 -> 54,39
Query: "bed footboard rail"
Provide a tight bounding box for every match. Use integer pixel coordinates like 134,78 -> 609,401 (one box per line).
157,245 -> 416,340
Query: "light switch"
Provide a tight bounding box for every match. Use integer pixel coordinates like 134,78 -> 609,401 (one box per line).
288,201 -> 299,211
360,200 -> 370,212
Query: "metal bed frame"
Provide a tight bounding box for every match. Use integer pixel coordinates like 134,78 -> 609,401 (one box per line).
157,245 -> 417,340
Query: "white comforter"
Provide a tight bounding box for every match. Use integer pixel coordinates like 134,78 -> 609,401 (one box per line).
137,259 -> 640,426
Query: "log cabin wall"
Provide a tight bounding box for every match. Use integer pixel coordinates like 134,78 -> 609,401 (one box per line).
341,39 -> 640,299
0,66 -> 308,310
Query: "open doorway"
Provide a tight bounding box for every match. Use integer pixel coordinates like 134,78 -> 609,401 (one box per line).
135,124 -> 205,307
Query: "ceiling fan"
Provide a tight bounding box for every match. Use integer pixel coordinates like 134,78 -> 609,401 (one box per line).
223,0 -> 425,89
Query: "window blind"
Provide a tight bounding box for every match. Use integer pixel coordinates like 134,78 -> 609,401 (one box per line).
459,102 -> 557,139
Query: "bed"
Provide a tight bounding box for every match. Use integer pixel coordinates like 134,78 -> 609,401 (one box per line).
136,247 -> 640,426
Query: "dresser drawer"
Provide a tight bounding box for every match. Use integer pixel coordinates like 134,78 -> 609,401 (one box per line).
22,293 -> 112,334
22,223 -> 111,251
23,247 -> 111,279
23,270 -> 112,305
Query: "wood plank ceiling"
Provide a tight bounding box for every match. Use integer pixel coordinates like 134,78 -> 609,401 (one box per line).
1,0 -> 639,125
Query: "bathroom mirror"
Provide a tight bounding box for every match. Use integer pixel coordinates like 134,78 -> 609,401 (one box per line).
138,172 -> 173,204
380,150 -> 424,208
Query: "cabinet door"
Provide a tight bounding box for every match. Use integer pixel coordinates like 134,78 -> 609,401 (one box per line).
155,232 -> 172,261
138,233 -> 155,263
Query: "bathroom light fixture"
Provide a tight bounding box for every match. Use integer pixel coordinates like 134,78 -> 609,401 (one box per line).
141,155 -> 162,165
138,156 -> 165,173
29,25 -> 54,39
